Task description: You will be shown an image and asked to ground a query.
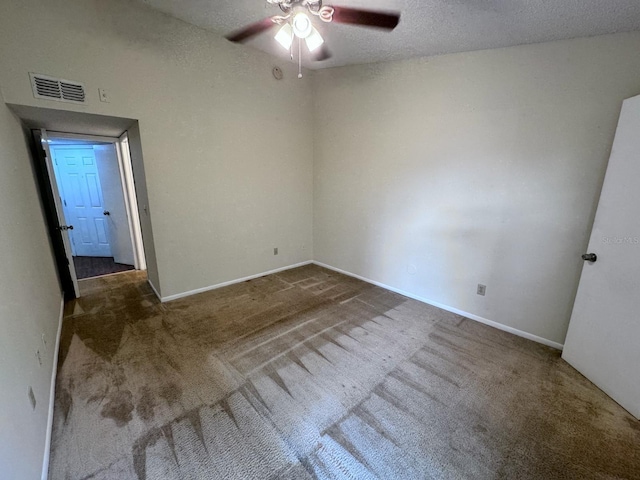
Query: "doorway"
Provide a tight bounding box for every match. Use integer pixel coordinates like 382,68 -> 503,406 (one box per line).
39,130 -> 146,295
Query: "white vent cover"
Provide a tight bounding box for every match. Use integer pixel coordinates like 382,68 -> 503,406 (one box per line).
29,73 -> 86,104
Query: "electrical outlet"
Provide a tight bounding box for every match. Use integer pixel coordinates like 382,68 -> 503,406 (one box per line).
35,349 -> 42,367
477,284 -> 487,296
28,387 -> 36,410
273,247 -> 278,255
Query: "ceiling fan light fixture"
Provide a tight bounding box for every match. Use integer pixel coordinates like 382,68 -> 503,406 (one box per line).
292,12 -> 312,38
305,26 -> 324,52
274,23 -> 294,49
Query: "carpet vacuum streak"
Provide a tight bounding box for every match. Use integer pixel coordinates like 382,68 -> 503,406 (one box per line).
49,265 -> 640,479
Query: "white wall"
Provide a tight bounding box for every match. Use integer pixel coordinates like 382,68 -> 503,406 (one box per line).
0,0 -> 314,299
312,32 -> 640,345
0,103 -> 62,480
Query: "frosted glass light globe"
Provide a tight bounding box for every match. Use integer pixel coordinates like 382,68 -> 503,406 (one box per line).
292,13 -> 312,38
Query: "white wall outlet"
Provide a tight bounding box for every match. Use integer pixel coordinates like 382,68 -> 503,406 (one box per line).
98,88 -> 110,103
477,284 -> 487,296
274,247 -> 278,255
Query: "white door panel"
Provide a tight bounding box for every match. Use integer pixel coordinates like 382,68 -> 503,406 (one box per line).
94,145 -> 135,265
95,217 -> 110,244
563,94 -> 640,419
51,146 -> 112,257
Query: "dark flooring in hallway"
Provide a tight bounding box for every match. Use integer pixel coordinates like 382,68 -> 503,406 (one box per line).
72,256 -> 134,279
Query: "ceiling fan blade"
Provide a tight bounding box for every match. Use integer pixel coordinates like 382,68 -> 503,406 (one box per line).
313,45 -> 332,61
331,6 -> 400,30
225,17 -> 277,43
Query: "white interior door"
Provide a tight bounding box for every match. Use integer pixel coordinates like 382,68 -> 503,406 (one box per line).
563,94 -> 640,419
94,144 -> 135,265
50,145 -> 112,257
41,130 -> 79,297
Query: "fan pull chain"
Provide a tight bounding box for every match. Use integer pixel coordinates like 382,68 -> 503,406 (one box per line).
298,36 -> 302,79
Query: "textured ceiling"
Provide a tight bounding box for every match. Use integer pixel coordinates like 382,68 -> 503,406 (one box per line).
141,0 -> 640,69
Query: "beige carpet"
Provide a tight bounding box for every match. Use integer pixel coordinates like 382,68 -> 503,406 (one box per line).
50,265 -> 640,479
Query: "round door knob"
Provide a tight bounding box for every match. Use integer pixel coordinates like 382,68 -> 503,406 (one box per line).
582,253 -> 597,262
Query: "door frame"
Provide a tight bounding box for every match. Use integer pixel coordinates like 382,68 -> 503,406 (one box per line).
38,129 -> 147,297
116,132 -> 146,271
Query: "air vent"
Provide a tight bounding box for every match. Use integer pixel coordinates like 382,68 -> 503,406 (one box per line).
30,73 -> 86,104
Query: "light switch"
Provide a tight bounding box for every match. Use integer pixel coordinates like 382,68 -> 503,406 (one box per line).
99,88 -> 110,103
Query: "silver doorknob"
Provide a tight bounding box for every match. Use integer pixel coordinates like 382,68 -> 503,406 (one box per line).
582,253 -> 597,262
103,210 -> 110,216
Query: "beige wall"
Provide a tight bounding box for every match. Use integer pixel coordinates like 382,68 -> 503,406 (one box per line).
312,32 -> 640,345
0,0 -> 314,299
0,103 -> 62,480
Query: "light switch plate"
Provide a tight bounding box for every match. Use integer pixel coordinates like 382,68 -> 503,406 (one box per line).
99,88 -> 110,103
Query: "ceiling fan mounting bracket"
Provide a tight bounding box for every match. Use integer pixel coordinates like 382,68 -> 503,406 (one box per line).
267,0 -> 329,18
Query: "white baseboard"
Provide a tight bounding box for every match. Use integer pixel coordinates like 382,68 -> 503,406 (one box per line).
160,261 -> 314,303
137,259 -> 563,349
42,296 -> 65,480
313,261 -> 564,351
148,279 -> 162,302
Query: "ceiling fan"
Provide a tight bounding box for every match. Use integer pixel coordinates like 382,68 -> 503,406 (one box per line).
225,0 -> 400,72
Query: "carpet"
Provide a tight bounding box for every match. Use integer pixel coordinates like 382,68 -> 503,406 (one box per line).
50,265 -> 640,479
